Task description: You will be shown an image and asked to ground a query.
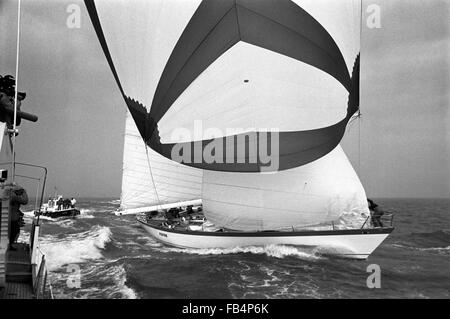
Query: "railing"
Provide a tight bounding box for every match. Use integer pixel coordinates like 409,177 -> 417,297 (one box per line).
139,208 -> 395,234
361,212 -> 395,229
0,163 -> 52,297
0,162 -> 48,218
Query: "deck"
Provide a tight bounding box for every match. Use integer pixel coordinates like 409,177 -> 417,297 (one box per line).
0,243 -> 35,299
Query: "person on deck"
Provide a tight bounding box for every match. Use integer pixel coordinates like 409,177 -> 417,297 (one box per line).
70,198 -> 77,208
5,183 -> 29,251
367,198 -> 384,228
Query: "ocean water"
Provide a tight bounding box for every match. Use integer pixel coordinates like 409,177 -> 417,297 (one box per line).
20,198 -> 450,299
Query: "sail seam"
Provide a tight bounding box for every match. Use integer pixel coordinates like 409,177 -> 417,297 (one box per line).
151,4 -> 238,121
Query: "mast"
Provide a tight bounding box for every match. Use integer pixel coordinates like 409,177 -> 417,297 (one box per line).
11,0 -> 22,182
358,0 -> 363,174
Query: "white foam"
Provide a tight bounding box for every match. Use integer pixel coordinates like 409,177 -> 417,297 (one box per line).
160,244 -> 323,261
39,226 -> 113,270
79,209 -> 95,219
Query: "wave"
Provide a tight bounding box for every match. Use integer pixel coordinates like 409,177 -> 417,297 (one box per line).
227,261 -> 328,299
39,226 -> 113,271
108,264 -> 138,299
79,209 -> 95,219
80,263 -> 138,299
391,243 -> 450,253
159,244 -> 323,261
395,229 -> 450,250
48,262 -> 138,299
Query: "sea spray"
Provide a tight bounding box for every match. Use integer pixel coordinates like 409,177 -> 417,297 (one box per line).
39,225 -> 113,270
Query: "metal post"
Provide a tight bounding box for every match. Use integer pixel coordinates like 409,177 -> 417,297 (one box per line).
12,0 -> 22,183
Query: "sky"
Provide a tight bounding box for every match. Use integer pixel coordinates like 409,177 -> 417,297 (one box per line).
0,0 -> 448,199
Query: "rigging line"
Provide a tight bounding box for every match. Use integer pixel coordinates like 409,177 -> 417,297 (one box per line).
12,0 -> 22,183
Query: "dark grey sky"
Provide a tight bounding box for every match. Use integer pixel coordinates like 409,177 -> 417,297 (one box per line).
0,0 -> 448,198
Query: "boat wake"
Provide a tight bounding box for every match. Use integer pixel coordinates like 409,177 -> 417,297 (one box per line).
159,244 -> 324,261
38,225 -> 113,271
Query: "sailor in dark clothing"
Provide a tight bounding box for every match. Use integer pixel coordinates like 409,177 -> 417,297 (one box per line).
56,197 -> 63,210
0,75 -> 26,129
5,183 -> 29,250
367,199 -> 384,227
63,198 -> 71,209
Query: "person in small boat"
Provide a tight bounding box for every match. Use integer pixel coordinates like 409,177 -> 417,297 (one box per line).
70,197 -> 77,208
5,183 -> 29,251
62,198 -> 71,209
56,197 -> 63,210
367,198 -> 384,227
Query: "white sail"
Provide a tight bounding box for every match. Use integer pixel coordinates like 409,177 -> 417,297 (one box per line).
158,0 -> 361,140
94,0 -> 202,110
120,110 -> 202,211
93,0 -> 360,138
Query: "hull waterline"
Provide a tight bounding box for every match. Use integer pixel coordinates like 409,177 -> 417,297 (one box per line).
138,220 -> 393,259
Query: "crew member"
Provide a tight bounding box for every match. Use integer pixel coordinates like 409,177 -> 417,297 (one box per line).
367,198 -> 384,228
6,183 -> 29,251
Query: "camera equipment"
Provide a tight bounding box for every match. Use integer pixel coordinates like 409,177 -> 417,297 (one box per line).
0,169 -> 7,183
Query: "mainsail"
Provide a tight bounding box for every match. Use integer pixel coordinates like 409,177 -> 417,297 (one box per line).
86,0 -> 368,229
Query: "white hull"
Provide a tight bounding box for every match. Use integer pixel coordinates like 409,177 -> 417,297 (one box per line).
139,221 -> 392,259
